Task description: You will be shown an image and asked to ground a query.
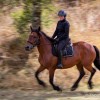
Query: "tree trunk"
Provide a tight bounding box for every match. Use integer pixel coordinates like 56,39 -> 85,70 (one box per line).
32,0 -> 41,28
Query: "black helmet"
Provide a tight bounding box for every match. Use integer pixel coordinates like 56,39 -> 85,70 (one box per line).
58,10 -> 67,17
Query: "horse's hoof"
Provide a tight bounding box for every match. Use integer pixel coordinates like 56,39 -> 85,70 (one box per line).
71,85 -> 78,91
88,82 -> 93,89
54,86 -> 62,92
88,84 -> 93,89
38,80 -> 47,87
88,86 -> 93,89
70,87 -> 77,91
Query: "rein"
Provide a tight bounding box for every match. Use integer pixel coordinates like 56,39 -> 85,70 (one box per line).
36,32 -> 53,46
28,31 -> 54,47
39,43 -> 52,46
28,40 -> 52,46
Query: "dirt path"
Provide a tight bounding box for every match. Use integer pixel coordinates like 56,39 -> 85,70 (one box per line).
0,89 -> 100,100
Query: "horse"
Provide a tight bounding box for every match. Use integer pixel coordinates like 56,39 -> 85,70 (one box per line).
25,26 -> 100,91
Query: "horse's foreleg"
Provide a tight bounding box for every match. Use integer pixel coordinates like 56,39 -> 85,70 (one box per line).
71,63 -> 85,91
35,66 -> 46,87
49,68 -> 62,91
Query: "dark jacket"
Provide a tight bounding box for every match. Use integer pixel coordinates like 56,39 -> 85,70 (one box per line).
52,19 -> 70,41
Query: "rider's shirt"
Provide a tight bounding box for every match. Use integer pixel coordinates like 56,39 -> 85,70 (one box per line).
52,19 -> 70,41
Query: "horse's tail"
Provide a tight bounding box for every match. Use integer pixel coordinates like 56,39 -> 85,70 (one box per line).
93,45 -> 100,70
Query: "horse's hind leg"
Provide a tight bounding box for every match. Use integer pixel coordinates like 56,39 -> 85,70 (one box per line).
84,65 -> 96,89
35,66 -> 46,87
71,63 -> 85,91
88,68 -> 96,89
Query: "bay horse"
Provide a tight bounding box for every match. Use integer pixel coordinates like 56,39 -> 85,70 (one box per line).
25,26 -> 100,91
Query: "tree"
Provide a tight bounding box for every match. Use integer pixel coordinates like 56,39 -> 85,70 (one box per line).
32,0 -> 42,28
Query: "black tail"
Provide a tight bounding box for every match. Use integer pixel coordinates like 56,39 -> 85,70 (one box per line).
93,46 -> 100,70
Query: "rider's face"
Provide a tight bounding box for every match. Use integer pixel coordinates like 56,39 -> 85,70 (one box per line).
59,16 -> 65,20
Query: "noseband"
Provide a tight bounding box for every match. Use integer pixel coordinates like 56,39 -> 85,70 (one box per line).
28,31 -> 52,47
28,37 -> 40,47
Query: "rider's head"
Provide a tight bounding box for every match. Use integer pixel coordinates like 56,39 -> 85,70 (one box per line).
58,10 -> 67,21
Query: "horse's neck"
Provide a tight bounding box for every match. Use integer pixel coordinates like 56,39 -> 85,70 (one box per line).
37,35 -> 52,57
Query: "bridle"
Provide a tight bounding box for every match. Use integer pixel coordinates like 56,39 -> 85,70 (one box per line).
27,31 -> 52,47
27,38 -> 40,47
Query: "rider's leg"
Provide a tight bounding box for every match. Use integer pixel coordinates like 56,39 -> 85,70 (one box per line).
57,50 -> 63,68
57,40 -> 64,68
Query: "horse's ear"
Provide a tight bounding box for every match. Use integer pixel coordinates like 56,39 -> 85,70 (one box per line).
30,26 -> 34,32
38,26 -> 41,32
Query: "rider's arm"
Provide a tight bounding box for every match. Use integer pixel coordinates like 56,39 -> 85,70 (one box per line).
64,21 -> 70,37
52,22 -> 59,39
52,29 -> 57,39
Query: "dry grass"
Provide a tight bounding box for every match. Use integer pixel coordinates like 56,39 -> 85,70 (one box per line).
0,0 -> 100,91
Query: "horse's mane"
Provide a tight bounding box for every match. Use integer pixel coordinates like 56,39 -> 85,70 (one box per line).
40,31 -> 54,43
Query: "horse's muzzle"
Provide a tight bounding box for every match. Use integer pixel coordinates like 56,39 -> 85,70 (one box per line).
25,46 -> 30,51
25,44 -> 34,51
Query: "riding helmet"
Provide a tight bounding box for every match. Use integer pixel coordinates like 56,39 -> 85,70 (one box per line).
58,10 -> 67,17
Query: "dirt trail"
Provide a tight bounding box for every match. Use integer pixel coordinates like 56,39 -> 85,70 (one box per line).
0,89 -> 100,100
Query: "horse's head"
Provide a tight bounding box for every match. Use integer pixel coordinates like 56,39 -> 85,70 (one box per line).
25,26 -> 41,51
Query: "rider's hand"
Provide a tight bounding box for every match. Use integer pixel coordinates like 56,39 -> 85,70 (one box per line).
55,38 -> 59,42
53,38 -> 59,44
54,40 -> 57,44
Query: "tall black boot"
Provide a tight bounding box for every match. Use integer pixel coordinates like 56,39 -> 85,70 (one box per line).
57,51 -> 63,68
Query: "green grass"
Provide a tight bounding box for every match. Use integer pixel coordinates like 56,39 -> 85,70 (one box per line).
41,3 -> 58,28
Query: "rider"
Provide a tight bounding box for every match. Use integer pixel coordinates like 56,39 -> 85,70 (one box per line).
52,10 -> 70,68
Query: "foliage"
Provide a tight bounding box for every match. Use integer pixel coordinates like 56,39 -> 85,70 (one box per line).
11,0 -> 33,34
11,0 -> 56,34
41,2 -> 57,28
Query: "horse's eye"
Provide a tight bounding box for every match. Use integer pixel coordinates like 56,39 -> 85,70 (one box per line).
33,37 -> 37,39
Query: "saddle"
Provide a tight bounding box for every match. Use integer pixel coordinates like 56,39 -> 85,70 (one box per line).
52,40 -> 74,57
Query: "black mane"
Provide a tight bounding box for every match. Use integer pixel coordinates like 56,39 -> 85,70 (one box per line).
40,31 -> 54,43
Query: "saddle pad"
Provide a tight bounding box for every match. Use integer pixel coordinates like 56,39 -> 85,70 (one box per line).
52,44 -> 74,57
62,44 -> 74,57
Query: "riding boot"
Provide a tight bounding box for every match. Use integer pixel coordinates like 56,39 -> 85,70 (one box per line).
57,50 -> 63,68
